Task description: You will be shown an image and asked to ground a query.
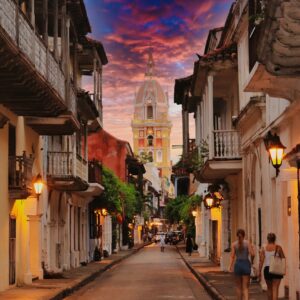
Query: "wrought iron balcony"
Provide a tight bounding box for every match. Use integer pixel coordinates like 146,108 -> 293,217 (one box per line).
8,152 -> 34,199
47,151 -> 88,191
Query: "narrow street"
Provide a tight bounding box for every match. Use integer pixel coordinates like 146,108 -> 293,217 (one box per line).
66,244 -> 211,300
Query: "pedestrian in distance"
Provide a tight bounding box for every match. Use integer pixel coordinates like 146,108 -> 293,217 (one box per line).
258,233 -> 285,300
185,234 -> 193,256
229,229 -> 255,300
160,234 -> 165,252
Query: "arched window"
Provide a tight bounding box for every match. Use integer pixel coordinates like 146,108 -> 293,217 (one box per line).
157,150 -> 162,162
148,151 -> 153,162
147,135 -> 153,146
147,105 -> 153,119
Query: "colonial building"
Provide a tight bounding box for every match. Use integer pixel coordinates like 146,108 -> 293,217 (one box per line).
175,0 -> 300,298
0,0 -> 107,291
132,51 -> 172,180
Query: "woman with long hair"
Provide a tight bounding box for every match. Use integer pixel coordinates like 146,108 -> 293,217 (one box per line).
258,233 -> 285,300
229,229 -> 255,300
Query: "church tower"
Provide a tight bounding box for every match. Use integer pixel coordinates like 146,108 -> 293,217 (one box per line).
132,50 -> 172,179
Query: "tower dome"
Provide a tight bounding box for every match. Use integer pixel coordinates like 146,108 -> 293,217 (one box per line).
134,50 -> 169,121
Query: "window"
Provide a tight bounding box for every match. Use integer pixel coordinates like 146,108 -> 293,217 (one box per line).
157,150 -> 162,162
147,135 -> 153,146
138,139 -> 145,147
156,130 -> 161,138
139,130 -> 144,138
147,106 -> 153,119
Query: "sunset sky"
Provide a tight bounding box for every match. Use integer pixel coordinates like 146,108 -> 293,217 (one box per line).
84,0 -> 232,162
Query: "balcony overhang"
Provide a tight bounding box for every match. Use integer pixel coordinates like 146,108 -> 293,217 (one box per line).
26,114 -> 80,135
73,183 -> 104,201
0,11 -> 67,116
77,90 -> 99,121
47,176 -> 89,192
196,159 -> 242,183
244,63 -> 300,101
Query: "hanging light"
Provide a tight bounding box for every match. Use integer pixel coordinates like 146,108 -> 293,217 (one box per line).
264,131 -> 286,176
33,174 -> 43,198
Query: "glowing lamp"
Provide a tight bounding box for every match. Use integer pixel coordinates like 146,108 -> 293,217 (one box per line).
264,131 -> 286,176
33,174 -> 43,197
204,193 -> 214,209
192,210 -> 197,217
101,208 -> 108,216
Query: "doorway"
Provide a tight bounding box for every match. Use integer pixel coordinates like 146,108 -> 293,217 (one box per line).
9,216 -> 16,285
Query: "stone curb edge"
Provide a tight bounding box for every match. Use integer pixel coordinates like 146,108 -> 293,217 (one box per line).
175,245 -> 226,300
50,243 -> 152,300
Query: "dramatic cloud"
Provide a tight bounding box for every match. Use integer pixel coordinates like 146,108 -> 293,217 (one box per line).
84,0 -> 232,162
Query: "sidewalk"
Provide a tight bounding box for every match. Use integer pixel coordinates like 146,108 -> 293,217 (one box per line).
0,243 -> 149,300
176,243 -> 267,300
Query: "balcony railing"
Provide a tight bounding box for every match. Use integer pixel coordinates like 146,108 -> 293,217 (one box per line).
47,151 -> 88,182
9,152 -> 34,198
0,0 -> 65,100
90,93 -> 103,123
213,130 -> 241,159
88,160 -> 103,185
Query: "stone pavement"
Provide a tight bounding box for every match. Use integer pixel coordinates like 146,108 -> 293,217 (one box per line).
176,243 -> 268,300
0,243 -> 149,300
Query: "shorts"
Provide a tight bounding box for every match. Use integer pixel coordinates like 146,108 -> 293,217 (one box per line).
234,259 -> 251,276
264,266 -> 283,281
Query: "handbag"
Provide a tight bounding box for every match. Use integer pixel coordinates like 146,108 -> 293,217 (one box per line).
269,246 -> 286,276
250,266 -> 257,279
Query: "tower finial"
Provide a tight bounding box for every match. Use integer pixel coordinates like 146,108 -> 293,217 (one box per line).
145,48 -> 155,78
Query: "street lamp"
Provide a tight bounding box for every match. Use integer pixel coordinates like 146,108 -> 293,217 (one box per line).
33,174 -> 43,199
204,191 -> 224,210
192,209 -> 197,217
264,131 -> 286,176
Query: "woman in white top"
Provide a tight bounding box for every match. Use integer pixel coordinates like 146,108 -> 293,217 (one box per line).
259,233 -> 285,300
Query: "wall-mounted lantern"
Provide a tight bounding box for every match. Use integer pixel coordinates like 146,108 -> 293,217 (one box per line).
101,208 -> 108,216
191,209 -> 197,217
204,193 -> 215,209
203,189 -> 224,210
263,131 -> 286,176
33,174 -> 43,199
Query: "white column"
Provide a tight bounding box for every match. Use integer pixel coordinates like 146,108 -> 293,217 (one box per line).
199,202 -> 207,257
207,74 -> 214,160
182,109 -> 189,157
28,215 -> 43,279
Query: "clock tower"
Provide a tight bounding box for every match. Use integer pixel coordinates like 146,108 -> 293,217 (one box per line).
131,51 -> 172,179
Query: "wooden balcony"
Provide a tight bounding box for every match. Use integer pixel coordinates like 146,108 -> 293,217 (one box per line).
47,151 -> 88,191
196,130 -> 242,182
0,0 -> 79,134
77,89 -> 99,121
9,152 -> 34,200
88,160 -> 103,185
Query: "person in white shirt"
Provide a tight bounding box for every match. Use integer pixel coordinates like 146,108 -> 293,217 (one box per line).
258,233 -> 285,300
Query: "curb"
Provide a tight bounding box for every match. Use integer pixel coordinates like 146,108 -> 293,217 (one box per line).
176,245 -> 226,300
50,243 -> 151,300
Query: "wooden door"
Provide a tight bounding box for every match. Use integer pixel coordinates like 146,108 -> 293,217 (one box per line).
9,217 -> 16,285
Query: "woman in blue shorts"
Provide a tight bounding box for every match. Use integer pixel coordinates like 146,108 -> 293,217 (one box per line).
229,229 -> 255,300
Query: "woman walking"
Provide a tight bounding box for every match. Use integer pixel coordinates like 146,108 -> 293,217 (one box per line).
258,233 -> 285,300
229,229 -> 255,300
186,235 -> 193,256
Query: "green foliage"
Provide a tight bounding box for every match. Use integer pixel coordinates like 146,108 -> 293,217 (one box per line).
165,194 -> 202,238
101,167 -> 139,218
136,151 -> 153,163
119,182 -> 138,219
